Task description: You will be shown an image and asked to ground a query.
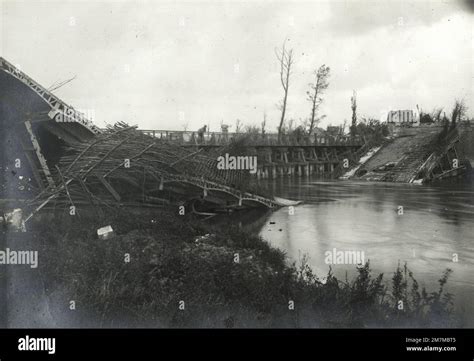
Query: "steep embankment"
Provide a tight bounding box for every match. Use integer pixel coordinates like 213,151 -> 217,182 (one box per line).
350,128 -> 441,182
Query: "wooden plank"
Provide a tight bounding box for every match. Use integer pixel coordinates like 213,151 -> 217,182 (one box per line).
96,174 -> 121,202
24,120 -> 55,187
64,125 -> 136,175
23,179 -> 73,223
18,129 -> 45,190
23,151 -> 45,190
81,136 -> 130,179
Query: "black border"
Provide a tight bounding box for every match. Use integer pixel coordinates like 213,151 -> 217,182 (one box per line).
0,328 -> 473,360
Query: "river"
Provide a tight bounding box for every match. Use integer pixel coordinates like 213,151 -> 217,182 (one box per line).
258,177 -> 474,326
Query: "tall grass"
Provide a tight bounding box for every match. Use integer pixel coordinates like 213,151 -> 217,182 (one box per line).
32,208 -> 458,328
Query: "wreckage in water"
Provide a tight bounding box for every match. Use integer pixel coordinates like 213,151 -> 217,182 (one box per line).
0,57 -> 298,222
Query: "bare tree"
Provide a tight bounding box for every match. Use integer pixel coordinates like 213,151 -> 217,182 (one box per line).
182,121 -> 189,132
307,64 -> 330,135
275,41 -> 294,141
342,119 -> 348,134
261,111 -> 267,137
430,107 -> 443,122
235,118 -> 242,133
287,118 -> 295,133
350,90 -> 357,137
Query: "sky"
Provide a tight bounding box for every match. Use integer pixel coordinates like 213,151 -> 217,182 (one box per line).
0,0 -> 473,132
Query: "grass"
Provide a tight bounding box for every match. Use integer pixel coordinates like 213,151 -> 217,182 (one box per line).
31,206 -> 458,328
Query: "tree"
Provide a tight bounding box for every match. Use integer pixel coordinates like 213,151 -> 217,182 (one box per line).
307,64 -> 330,135
275,41 -> 294,141
350,90 -> 357,137
431,107 -> 443,122
244,124 -> 260,136
342,119 -> 348,134
420,113 -> 434,124
287,118 -> 295,133
235,119 -> 242,133
292,125 -> 306,144
450,99 -> 467,130
261,111 -> 267,138
356,117 -> 388,144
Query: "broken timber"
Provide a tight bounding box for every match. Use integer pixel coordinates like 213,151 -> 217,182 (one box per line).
23,124 -> 286,222
0,57 -> 297,218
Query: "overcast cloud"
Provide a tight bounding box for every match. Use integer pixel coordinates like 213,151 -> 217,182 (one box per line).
1,0 -> 472,131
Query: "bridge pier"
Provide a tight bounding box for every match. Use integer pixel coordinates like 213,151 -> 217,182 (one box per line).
194,143 -> 362,180
254,158 -> 347,179
278,166 -> 285,177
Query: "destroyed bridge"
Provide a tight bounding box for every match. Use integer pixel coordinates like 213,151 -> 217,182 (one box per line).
2,57 -> 361,217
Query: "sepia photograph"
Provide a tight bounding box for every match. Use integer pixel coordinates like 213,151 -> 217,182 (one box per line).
0,0 -> 473,357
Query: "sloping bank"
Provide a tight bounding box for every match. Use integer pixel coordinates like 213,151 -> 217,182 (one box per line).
33,207 -> 458,328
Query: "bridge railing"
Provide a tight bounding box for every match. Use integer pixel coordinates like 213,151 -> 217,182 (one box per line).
138,129 -> 363,147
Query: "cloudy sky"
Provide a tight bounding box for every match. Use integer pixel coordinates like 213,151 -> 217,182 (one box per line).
0,0 -> 472,131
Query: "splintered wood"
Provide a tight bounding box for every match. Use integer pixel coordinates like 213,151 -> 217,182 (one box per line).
25,122 -> 256,216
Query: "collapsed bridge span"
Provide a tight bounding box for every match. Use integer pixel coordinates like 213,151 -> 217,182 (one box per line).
0,58 -> 290,219
25,124 -> 281,217
340,126 -> 471,183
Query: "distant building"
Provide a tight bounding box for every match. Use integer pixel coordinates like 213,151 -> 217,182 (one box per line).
387,110 -> 419,126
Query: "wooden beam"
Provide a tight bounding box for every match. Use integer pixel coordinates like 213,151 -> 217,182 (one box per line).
24,120 -> 55,188
18,130 -> 45,189
23,179 -> 73,223
323,148 -> 330,161
96,174 -> 121,202
23,151 -> 45,190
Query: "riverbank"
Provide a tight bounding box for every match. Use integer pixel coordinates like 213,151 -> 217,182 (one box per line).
22,206 -> 458,328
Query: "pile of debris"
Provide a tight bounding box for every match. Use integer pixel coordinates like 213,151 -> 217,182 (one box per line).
24,123 -> 260,220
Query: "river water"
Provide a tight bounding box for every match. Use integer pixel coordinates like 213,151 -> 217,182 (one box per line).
258,177 -> 474,326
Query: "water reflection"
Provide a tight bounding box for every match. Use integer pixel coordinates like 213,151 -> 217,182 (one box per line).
259,178 -> 474,326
